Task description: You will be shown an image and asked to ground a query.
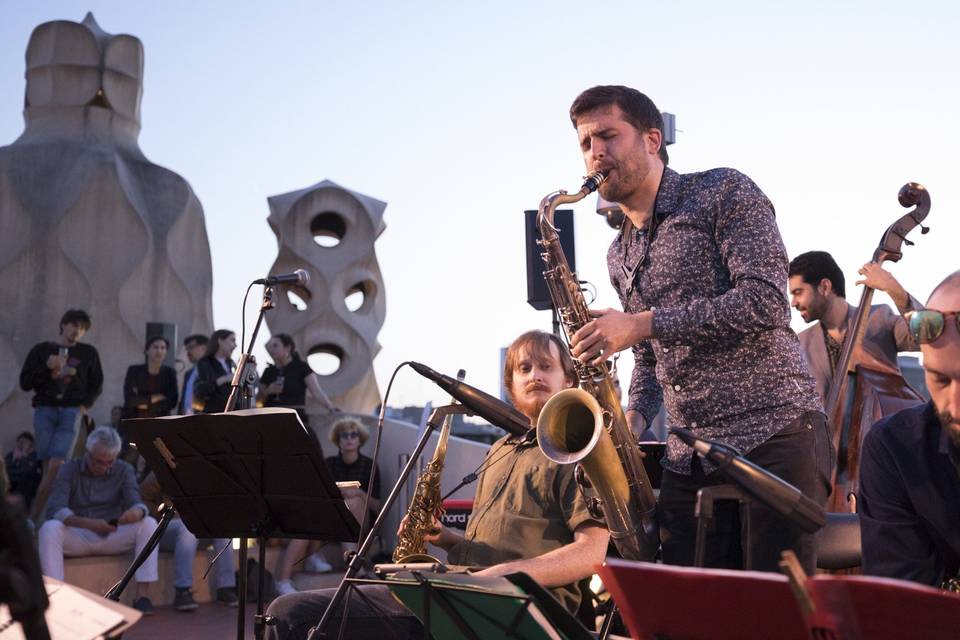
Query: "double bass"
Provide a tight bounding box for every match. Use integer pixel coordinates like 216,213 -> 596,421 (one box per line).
823,183 -> 932,513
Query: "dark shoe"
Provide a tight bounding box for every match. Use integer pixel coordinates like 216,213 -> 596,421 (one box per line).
174,588 -> 198,612
216,586 -> 239,607
133,597 -> 155,616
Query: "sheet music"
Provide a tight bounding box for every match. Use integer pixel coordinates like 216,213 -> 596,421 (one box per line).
0,580 -> 128,640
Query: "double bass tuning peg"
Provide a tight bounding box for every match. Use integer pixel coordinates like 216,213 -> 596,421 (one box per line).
921,224 -> 931,234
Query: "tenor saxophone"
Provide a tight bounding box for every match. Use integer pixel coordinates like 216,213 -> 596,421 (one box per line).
535,172 -> 659,560
392,418 -> 451,563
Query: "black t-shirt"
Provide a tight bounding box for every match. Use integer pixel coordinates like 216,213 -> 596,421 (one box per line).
261,359 -> 314,407
18,341 -> 103,407
324,452 -> 381,498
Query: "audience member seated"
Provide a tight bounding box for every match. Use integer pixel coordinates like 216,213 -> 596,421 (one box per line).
140,472 -> 239,610
38,426 -> 159,614
273,418 -> 381,596
194,330 -> 237,414
5,431 -> 43,510
325,418 -> 382,526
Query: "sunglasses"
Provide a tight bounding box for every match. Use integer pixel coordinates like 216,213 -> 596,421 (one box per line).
339,431 -> 360,440
905,309 -> 960,344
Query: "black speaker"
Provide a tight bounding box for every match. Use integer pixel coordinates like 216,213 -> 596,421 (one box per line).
145,322 -> 178,368
525,209 -> 575,311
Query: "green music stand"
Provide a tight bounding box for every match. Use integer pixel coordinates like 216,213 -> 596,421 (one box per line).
371,571 -> 594,640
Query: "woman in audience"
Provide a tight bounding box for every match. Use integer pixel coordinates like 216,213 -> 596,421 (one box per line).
122,336 -> 178,419
193,330 -> 237,414
258,334 -> 336,431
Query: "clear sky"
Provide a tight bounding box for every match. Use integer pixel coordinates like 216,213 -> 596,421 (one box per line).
2,1 -> 957,410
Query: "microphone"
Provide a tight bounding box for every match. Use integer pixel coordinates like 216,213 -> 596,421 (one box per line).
670,427 -> 826,534
253,269 -> 309,287
410,362 -> 530,436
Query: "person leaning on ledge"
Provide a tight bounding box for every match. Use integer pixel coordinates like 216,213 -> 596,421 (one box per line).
37,426 -> 159,615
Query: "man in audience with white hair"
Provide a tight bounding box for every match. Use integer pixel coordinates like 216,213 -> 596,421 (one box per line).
37,426 -> 159,614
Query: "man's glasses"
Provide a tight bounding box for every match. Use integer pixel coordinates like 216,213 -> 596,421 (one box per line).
339,431 -> 360,440
905,309 -> 960,344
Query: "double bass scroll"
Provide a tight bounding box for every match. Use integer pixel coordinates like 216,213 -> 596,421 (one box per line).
823,183 -> 931,511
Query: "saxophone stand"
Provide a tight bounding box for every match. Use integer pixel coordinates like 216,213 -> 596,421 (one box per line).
308,404 -> 470,640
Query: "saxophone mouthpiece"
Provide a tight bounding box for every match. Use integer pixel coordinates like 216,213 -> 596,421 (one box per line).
582,172 -> 606,193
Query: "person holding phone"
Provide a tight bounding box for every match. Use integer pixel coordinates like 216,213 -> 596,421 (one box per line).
37,427 -> 158,615
19,309 -> 103,522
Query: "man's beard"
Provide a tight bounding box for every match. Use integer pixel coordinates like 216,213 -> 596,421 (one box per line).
805,294 -> 829,322
937,408 -> 960,448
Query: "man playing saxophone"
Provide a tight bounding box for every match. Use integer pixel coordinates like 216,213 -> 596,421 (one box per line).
265,330 -> 608,639
567,85 -> 830,573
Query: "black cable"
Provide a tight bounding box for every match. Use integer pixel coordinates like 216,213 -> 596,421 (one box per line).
439,429 -> 535,502
579,279 -> 598,305
336,361 -> 411,640
240,282 -> 256,350
355,361 -> 412,549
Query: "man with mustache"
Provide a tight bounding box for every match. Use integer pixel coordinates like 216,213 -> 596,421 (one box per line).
567,85 -> 829,572
264,330 -> 608,639
859,271 -> 960,587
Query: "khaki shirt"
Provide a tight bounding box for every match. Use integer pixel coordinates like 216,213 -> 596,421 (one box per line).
447,433 -> 600,612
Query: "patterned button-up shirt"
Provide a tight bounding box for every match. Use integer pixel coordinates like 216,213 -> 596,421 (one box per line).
608,166 -> 822,474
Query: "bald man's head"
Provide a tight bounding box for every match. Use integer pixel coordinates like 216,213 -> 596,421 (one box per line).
926,270 -> 960,309
921,270 -> 960,447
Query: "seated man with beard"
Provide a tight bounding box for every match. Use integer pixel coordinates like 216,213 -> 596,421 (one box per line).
264,330 -> 608,640
859,271 -> 960,587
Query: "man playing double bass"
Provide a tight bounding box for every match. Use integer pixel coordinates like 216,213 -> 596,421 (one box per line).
789,251 -> 924,510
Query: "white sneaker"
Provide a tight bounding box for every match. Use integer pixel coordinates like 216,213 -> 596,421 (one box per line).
276,579 -> 298,596
305,553 -> 332,573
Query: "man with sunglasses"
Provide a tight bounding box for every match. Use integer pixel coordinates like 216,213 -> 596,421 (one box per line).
859,272 -> 960,587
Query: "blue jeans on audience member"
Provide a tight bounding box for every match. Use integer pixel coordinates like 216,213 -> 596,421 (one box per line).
159,519 -> 236,590
33,406 -> 81,460
160,519 -> 199,589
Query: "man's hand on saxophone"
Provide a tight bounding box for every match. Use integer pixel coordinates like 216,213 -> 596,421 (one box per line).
396,513 -> 463,551
571,307 -> 653,367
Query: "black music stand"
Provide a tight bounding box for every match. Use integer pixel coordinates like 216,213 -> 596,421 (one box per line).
124,407 -> 361,640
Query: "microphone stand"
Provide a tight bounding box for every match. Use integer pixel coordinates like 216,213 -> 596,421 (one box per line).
225,284 -> 274,414
307,404 -> 470,640
225,283 -> 275,640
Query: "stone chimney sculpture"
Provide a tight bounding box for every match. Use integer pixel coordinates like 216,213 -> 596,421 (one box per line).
265,181 -> 386,415
0,13 -> 214,440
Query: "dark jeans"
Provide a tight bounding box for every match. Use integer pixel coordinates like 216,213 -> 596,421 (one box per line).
658,411 -> 832,574
265,585 -> 423,640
